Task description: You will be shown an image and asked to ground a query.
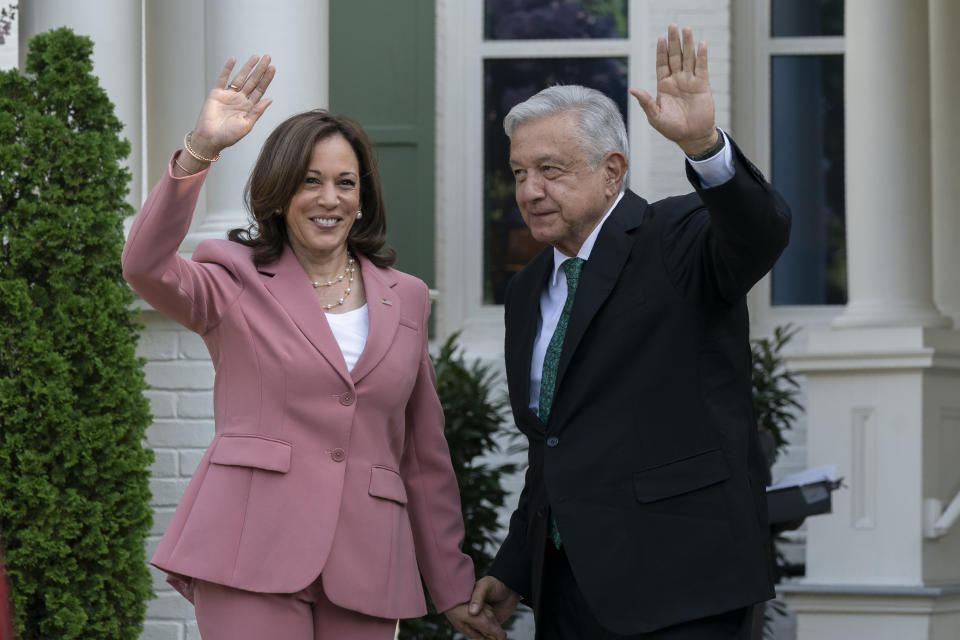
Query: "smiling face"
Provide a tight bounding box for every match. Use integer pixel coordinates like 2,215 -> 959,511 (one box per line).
284,134 -> 361,263
509,112 -> 623,256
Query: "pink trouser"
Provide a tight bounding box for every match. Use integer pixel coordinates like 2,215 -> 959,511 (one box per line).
193,577 -> 398,640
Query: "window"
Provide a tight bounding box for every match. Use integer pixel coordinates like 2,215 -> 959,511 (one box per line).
481,0 -> 629,304
735,0 -> 846,317
770,53 -> 844,305
769,0 -> 846,306
484,0 -> 627,40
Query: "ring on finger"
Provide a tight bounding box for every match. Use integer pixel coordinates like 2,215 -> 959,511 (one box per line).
227,80 -> 243,91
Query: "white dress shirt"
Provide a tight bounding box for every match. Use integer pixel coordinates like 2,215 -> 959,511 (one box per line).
528,131 -> 735,413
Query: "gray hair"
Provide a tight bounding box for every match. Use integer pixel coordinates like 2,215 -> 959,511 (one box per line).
503,85 -> 629,175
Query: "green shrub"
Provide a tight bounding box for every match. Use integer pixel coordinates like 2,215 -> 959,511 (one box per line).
751,325 -> 803,637
752,324 -> 803,465
399,333 -> 519,640
0,27 -> 154,640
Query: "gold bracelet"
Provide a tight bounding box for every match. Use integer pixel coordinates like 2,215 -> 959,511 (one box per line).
173,156 -> 199,175
183,131 -> 220,163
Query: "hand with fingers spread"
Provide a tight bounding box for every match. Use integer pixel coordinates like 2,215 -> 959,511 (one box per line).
176,54 -> 276,174
629,24 -> 718,156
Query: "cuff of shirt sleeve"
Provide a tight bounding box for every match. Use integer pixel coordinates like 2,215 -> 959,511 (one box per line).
686,129 -> 735,189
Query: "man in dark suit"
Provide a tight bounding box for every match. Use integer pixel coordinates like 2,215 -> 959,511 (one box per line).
467,25 -> 791,639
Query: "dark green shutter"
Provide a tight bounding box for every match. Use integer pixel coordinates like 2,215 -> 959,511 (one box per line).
329,0 -> 435,286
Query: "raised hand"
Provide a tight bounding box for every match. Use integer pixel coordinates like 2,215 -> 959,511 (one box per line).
188,54 -> 276,161
630,25 -> 717,156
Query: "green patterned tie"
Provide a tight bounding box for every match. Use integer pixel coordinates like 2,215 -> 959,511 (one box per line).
540,257 -> 584,548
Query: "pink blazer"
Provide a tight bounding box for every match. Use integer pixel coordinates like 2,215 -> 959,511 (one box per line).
121,158 -> 475,619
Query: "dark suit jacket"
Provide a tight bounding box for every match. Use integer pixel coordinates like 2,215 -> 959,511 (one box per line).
487,141 -> 792,635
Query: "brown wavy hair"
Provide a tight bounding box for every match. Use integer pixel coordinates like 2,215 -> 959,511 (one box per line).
229,110 -> 396,268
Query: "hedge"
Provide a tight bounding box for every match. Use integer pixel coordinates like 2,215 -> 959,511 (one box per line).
0,27 -> 154,640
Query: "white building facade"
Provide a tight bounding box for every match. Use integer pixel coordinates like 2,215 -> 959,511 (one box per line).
5,1 -> 960,639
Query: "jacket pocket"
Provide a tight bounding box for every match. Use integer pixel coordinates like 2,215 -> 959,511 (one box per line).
209,434 -> 293,473
369,465 -> 408,504
633,448 -> 730,503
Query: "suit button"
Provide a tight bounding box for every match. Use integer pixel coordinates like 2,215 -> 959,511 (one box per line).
339,391 -> 355,406
535,507 -> 545,518
546,436 -> 559,447
331,448 -> 346,462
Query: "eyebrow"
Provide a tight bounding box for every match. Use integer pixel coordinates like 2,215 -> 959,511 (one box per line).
306,169 -> 359,178
510,154 -> 567,168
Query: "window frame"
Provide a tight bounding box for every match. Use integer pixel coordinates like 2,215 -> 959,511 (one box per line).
734,0 -> 847,334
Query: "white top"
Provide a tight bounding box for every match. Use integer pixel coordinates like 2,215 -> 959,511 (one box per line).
528,132 -> 735,413
325,303 -> 369,372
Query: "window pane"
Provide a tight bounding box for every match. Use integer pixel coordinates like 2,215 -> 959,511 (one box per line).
485,0 -> 628,40
484,57 -> 628,304
771,54 -> 845,305
771,0 -> 843,37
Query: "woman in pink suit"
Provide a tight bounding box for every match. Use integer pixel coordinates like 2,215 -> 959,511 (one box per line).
122,55 -> 503,640
0,541 -> 14,640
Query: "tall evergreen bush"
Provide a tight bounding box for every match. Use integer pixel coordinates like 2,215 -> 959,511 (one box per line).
399,333 -> 519,639
0,27 -> 154,640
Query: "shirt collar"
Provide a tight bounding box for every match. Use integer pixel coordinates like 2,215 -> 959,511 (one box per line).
549,190 -> 625,286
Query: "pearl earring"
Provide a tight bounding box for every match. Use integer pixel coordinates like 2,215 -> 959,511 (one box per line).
355,210 -> 363,220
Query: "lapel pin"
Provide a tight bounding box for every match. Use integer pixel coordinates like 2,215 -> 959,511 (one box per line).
381,298 -> 393,306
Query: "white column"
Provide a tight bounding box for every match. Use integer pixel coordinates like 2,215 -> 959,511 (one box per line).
19,0 -> 143,208
182,0 -> 329,250
144,0 -> 207,207
782,3 -> 960,639
832,0 -> 949,329
930,0 -> 960,325
0,10 -> 17,69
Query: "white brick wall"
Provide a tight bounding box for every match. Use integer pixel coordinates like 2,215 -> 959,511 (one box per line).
642,0 -> 733,202
139,310 -> 213,639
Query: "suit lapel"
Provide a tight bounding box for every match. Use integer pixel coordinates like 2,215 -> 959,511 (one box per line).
260,245 -> 353,389
505,248 -> 553,434
349,255 -> 400,384
555,191 -> 647,387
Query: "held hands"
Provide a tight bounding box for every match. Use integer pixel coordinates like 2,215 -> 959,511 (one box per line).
187,55 -> 276,162
444,602 -> 506,640
468,576 -> 521,624
630,25 -> 718,156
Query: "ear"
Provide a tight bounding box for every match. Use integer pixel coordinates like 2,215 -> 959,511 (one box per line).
601,152 -> 628,196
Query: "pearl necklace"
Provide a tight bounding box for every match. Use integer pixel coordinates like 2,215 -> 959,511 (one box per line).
312,255 -> 355,288
312,255 -> 357,311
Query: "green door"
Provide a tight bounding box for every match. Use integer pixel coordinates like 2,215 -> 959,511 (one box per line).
329,0 -> 435,287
